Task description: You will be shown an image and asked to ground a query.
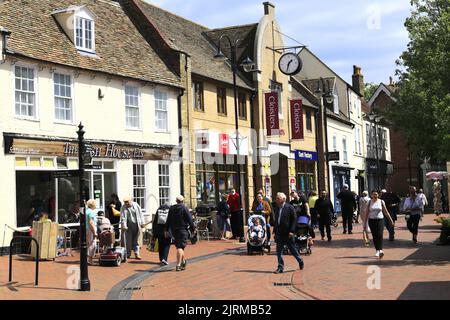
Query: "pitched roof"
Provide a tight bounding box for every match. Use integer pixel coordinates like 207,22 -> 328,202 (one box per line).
0,0 -> 181,87
136,0 -> 253,90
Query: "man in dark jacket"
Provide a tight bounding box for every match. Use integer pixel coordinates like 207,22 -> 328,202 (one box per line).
165,196 -> 196,272
152,203 -> 171,266
315,191 -> 335,241
273,192 -> 304,274
337,185 -> 357,234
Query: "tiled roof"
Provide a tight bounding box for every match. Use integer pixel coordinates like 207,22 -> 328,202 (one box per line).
0,0 -> 181,87
136,0 -> 253,90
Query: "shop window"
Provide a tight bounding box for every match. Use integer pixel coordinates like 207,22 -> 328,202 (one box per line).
104,161 -> 114,170
68,159 -> 79,169
30,158 -> 41,167
159,164 -> 170,206
15,157 -> 27,167
43,158 -> 54,168
133,163 -> 146,211
57,157 -> 68,169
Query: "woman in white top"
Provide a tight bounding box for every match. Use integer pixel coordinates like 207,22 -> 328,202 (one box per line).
364,190 -> 394,259
403,186 -> 423,243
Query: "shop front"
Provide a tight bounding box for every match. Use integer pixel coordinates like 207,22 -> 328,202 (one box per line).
194,130 -> 249,209
4,133 -> 179,227
294,149 -> 318,196
332,167 -> 352,213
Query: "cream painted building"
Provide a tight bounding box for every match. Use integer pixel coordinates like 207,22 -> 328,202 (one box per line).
0,0 -> 183,250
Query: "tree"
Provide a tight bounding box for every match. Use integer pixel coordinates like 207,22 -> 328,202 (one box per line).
364,82 -> 379,101
381,0 -> 450,162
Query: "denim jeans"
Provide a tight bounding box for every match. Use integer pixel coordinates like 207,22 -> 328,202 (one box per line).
275,233 -> 303,271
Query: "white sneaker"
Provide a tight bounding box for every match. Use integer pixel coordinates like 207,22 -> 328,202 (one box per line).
379,251 -> 385,259
375,251 -> 380,258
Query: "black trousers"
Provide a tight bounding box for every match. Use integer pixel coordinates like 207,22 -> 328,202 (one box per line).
266,226 -> 271,242
156,234 -> 171,262
407,214 -> 421,236
319,221 -> 331,240
230,210 -> 244,238
369,219 -> 385,251
342,210 -> 353,232
310,208 -> 318,227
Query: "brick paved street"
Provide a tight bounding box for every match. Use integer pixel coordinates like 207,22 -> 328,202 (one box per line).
1,214 -> 449,300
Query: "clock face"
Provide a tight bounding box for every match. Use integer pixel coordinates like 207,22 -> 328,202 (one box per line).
279,53 -> 302,75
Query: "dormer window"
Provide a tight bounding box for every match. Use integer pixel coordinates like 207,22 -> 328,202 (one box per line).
52,5 -> 95,54
75,17 -> 94,52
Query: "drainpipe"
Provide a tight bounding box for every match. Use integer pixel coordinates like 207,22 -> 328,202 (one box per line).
177,88 -> 185,196
250,90 -> 258,198
0,27 -> 11,63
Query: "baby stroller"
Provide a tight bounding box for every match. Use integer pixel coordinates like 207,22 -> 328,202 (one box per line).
295,215 -> 313,255
246,214 -> 270,255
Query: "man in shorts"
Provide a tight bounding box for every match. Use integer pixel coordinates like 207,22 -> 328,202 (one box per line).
165,196 -> 196,271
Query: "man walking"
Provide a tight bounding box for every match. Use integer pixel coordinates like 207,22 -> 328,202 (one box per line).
273,193 -> 304,274
228,188 -> 244,243
380,187 -> 400,241
337,185 -> 357,234
165,196 -> 196,271
315,191 -> 335,242
120,196 -> 145,260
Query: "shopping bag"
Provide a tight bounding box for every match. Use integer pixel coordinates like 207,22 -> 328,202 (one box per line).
146,237 -> 159,252
112,207 -> 121,217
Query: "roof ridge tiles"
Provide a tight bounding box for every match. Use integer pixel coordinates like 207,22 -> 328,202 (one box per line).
207,23 -> 259,32
137,0 -> 210,30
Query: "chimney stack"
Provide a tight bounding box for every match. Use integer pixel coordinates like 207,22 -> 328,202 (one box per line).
352,65 -> 364,97
263,2 -> 275,17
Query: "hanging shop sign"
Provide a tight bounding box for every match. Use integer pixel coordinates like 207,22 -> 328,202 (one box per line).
290,100 -> 304,140
265,92 -> 280,136
4,136 -> 174,161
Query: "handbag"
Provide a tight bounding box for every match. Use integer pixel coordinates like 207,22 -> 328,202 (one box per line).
146,237 -> 159,252
112,207 -> 121,217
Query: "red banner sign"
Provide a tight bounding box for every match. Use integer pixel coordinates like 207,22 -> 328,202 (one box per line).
265,92 -> 280,136
290,99 -> 304,140
219,133 -> 230,154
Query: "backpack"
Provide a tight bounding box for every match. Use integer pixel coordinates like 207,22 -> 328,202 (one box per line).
157,208 -> 169,225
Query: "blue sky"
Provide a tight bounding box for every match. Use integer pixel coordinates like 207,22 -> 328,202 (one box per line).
145,0 -> 412,85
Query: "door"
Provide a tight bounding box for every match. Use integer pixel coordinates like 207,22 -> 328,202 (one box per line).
93,173 -> 104,210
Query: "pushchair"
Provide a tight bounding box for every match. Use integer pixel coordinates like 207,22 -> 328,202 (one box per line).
246,214 -> 270,255
295,215 -> 313,255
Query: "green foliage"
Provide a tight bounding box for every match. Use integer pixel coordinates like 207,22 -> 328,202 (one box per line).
383,0 -> 450,161
364,82 -> 379,101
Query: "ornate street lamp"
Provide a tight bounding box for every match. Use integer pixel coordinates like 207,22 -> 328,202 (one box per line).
314,78 -> 334,193
214,34 -> 256,242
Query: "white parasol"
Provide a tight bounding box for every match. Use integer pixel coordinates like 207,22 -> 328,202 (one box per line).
426,171 -> 449,181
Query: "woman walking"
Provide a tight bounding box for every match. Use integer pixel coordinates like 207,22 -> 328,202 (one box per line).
359,191 -> 371,246
86,199 -> 98,266
403,186 -> 423,244
252,193 -> 273,243
364,190 -> 394,259
217,193 -> 231,240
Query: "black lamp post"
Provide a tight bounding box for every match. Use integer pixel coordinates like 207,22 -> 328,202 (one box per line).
77,123 -> 90,292
213,35 -> 255,204
314,78 -> 334,193
368,111 -> 381,190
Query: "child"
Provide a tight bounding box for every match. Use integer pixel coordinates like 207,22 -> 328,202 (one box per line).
250,218 -> 264,240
